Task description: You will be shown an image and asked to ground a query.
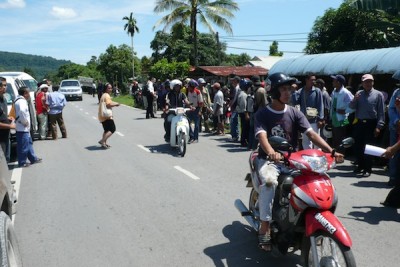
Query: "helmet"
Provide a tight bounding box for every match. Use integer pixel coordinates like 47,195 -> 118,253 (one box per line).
170,79 -> 182,89
188,79 -> 199,88
323,124 -> 333,139
198,78 -> 206,84
266,72 -> 297,99
239,78 -> 252,91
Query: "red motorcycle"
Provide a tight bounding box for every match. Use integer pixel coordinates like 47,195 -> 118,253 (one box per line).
235,136 -> 356,267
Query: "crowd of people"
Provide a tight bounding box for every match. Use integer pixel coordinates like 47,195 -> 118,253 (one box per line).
0,77 -> 67,167
132,73 -> 400,216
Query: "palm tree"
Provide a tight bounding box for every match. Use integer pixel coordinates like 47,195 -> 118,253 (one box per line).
123,12 -> 140,80
153,0 -> 239,66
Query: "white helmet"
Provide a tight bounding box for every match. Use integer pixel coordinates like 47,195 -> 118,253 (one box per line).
323,124 -> 333,139
170,79 -> 182,89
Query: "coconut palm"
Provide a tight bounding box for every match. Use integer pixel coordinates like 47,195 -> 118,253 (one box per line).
123,12 -> 140,80
153,0 -> 239,66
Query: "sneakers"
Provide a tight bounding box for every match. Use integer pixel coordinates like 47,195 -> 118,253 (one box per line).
34,158 -> 43,164
188,138 -> 198,144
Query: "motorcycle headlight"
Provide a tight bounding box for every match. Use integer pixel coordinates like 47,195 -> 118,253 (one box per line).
302,155 -> 328,173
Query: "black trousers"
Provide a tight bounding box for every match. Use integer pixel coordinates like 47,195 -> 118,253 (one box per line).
353,119 -> 377,172
146,94 -> 154,118
239,113 -> 250,146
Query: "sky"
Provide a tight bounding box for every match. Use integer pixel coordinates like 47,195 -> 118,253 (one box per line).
0,0 -> 344,65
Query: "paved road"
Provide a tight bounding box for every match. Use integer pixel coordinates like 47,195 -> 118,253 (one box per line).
11,94 -> 400,267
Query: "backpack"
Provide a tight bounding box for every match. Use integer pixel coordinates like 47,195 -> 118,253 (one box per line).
142,84 -> 149,96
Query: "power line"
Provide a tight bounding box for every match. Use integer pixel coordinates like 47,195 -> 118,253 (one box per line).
226,46 -> 304,53
220,33 -> 309,37
221,38 -> 307,43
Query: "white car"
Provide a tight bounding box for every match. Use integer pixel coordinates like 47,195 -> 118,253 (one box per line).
59,79 -> 83,101
0,72 -> 37,103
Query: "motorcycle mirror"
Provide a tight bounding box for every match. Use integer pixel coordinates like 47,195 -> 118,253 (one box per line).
341,137 -> 355,148
268,136 -> 292,151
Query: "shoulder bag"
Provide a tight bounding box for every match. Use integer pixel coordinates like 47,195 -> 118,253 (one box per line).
101,100 -> 112,118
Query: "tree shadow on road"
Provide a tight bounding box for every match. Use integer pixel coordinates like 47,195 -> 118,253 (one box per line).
203,221 -> 303,267
341,206 -> 400,225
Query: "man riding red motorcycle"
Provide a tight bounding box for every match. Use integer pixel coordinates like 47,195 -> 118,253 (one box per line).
253,72 -> 344,250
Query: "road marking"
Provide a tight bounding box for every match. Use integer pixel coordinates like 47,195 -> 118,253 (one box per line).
174,166 -> 200,180
116,131 -> 124,137
92,116 -> 97,120
137,145 -> 151,153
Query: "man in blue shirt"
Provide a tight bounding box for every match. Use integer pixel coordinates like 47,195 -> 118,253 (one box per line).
47,87 -> 67,140
292,74 -> 324,150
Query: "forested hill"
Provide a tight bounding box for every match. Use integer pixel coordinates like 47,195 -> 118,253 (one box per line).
0,51 -> 71,80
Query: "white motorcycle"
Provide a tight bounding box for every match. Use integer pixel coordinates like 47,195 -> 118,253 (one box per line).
167,107 -> 190,157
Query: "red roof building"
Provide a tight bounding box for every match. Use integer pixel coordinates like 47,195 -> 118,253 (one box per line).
189,66 -> 268,84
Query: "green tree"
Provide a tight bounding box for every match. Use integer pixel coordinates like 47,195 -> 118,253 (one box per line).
150,24 -> 224,66
153,0 -> 239,66
221,53 -> 251,66
269,41 -> 283,56
123,12 -> 140,80
305,3 -> 400,54
97,44 -> 140,93
23,67 -> 36,78
149,59 -> 190,81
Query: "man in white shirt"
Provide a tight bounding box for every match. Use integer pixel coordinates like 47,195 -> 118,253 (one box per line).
146,77 -> 156,119
212,83 -> 224,135
14,87 -> 42,167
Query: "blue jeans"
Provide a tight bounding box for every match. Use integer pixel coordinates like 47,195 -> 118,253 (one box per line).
16,132 -> 37,166
187,110 -> 200,140
230,112 -> 239,139
389,127 -> 400,181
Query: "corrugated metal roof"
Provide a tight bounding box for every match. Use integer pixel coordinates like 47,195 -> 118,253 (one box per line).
249,56 -> 283,70
196,66 -> 268,77
269,47 -> 400,76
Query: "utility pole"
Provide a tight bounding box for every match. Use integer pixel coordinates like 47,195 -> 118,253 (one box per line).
216,32 -> 221,65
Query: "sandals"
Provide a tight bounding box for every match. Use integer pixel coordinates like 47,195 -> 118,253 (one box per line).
258,234 -> 272,251
98,140 -> 109,149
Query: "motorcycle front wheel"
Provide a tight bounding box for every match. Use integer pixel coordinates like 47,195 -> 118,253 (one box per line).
303,232 -> 356,267
178,132 -> 186,157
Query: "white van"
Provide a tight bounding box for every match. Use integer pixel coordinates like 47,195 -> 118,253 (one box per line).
0,72 -> 38,102
0,75 -> 38,141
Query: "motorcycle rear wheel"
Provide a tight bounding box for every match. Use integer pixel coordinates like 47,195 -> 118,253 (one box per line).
303,232 -> 356,267
178,132 -> 186,157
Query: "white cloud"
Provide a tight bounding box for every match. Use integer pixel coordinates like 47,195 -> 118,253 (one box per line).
50,6 -> 78,19
0,0 -> 26,8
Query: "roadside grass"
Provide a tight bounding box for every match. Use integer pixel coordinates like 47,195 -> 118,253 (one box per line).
113,94 -> 135,107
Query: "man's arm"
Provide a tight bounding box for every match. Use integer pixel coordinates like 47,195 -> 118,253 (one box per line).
307,130 -> 344,162
0,122 -> 15,129
257,132 -> 281,162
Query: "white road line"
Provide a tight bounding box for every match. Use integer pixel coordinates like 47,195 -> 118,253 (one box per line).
116,131 -> 124,137
174,166 -> 200,180
137,145 -> 151,152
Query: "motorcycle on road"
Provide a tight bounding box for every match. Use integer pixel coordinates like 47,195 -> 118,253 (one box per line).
235,136 -> 356,267
166,107 -> 190,157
